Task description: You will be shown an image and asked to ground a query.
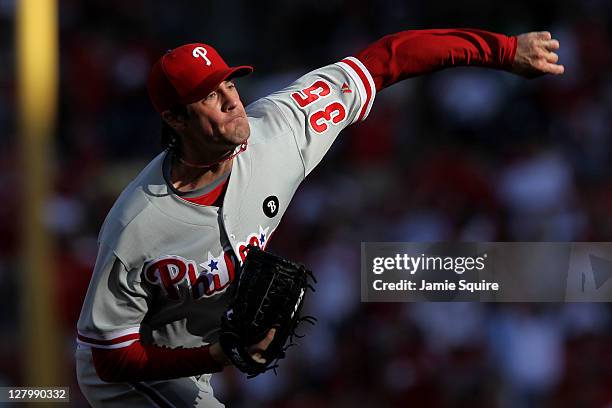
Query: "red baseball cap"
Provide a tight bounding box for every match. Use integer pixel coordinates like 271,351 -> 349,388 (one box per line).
147,43 -> 253,113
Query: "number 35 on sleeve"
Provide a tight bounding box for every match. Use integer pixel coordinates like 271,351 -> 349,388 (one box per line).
290,81 -> 347,134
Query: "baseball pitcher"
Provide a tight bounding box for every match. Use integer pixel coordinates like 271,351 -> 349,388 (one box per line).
76,28 -> 563,407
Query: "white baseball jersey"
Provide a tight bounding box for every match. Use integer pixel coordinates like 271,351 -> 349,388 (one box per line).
76,57 -> 375,407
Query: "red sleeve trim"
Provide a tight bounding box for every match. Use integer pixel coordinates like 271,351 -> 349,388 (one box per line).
340,57 -> 374,122
76,327 -> 141,349
78,333 -> 140,347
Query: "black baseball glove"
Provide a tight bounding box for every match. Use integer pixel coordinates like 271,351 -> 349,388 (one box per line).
219,245 -> 316,377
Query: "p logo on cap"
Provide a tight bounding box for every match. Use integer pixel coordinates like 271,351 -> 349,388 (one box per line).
192,46 -> 212,66
147,43 -> 253,113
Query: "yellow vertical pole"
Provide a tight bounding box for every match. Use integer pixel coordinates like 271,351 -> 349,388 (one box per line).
16,0 -> 61,386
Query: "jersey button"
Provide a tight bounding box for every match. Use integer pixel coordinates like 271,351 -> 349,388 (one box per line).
230,234 -> 236,240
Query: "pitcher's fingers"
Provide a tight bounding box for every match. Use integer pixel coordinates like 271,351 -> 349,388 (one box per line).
545,52 -> 559,63
544,62 -> 565,75
251,352 -> 267,364
536,31 -> 552,40
543,39 -> 560,50
258,328 -> 276,349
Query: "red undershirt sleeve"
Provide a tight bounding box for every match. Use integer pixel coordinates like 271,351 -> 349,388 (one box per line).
91,341 -> 224,382
355,28 -> 518,92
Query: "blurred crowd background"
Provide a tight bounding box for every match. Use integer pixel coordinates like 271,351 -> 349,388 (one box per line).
2,0 -> 612,406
